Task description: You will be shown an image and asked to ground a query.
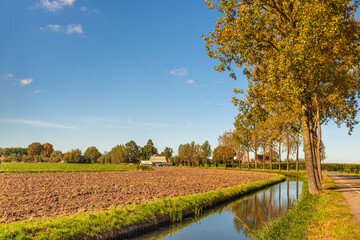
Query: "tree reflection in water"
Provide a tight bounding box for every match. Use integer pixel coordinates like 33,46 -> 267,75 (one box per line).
229,179 -> 301,237
132,180 -> 302,240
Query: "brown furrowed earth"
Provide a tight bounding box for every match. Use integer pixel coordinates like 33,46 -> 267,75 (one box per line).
0,168 -> 274,223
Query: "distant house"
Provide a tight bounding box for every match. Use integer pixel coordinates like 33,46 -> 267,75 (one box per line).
234,152 -> 250,162
140,155 -> 170,167
140,160 -> 153,166
149,155 -> 170,167
0,156 -> 13,162
256,154 -> 270,162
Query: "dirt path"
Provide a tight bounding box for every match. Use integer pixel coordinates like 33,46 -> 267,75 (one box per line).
326,172 -> 360,225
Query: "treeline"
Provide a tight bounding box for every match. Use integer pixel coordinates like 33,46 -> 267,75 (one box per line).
171,141 -> 212,166
0,147 -> 28,161
0,139 -> 174,164
98,139 -> 173,164
0,143 -> 59,163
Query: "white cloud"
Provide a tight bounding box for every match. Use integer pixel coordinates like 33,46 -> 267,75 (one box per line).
66,24 -> 83,34
33,90 -> 43,94
40,24 -> 62,32
186,79 -> 195,84
7,73 -> 13,78
216,80 -> 222,84
170,67 -> 188,76
80,6 -> 100,15
40,23 -> 84,35
20,78 -> 33,86
34,0 -> 76,12
0,119 -> 76,129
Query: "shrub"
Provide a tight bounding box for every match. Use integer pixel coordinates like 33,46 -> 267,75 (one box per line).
135,165 -> 154,171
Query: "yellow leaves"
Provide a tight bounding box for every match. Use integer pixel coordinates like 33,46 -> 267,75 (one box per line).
204,0 -> 214,9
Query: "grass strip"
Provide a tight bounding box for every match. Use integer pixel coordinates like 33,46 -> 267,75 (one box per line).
0,175 -> 284,239
0,162 -> 153,173
255,174 -> 360,240
306,174 -> 360,239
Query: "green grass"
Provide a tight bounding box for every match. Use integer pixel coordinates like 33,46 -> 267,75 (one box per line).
0,162 -> 153,173
255,174 -> 360,240
306,175 -> 360,239
0,175 -> 284,239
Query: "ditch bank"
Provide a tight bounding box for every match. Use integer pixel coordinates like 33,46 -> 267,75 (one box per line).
90,174 -> 285,240
0,174 -> 285,240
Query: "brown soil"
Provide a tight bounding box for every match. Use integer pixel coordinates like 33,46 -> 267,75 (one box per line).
0,168 -> 274,223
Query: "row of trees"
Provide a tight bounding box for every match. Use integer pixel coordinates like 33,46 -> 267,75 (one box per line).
98,139 -> 173,164
0,147 -> 28,157
172,141 -> 212,166
204,0 -> 360,194
0,139 -> 175,164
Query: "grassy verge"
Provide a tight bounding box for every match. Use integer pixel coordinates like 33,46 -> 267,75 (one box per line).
334,172 -> 360,178
184,165 -> 306,178
0,162 -> 153,173
0,175 -> 284,239
255,174 -> 360,240
306,175 -> 360,239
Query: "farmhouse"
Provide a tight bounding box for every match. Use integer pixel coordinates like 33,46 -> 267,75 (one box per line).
256,154 -> 270,163
234,152 -> 250,163
140,155 -> 171,167
140,160 -> 152,166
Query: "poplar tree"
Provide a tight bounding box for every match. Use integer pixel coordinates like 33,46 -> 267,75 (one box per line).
204,0 -> 360,194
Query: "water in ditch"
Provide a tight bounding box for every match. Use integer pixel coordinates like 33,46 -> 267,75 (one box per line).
131,179 -> 302,240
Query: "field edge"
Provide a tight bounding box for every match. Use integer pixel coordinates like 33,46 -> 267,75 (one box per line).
0,174 -> 285,240
255,173 -> 360,240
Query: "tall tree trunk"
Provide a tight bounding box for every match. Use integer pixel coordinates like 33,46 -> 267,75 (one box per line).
239,155 -> 241,169
310,122 -> 321,187
255,149 -> 258,170
296,144 -> 299,172
301,105 -> 319,194
263,145 -> 266,170
317,111 -> 322,181
286,141 -> 290,172
270,145 -> 273,171
247,151 -> 250,170
278,141 -> 281,171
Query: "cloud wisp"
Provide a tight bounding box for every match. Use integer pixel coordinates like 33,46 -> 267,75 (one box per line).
20,78 -> 33,86
33,0 -> 76,12
80,6 -> 100,15
185,79 -> 204,87
40,24 -> 84,35
33,90 -> 43,94
169,67 -> 188,76
0,119 -> 76,129
66,24 -> 83,34
186,79 -> 195,84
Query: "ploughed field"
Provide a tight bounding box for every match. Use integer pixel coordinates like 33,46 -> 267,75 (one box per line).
0,168 -> 274,223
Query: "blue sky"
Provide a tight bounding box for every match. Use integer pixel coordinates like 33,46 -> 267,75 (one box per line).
0,0 -> 359,163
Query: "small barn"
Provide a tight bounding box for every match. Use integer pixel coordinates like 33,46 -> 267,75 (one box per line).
149,155 -> 170,167
140,160 -> 153,166
234,152 -> 250,162
256,154 -> 270,162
